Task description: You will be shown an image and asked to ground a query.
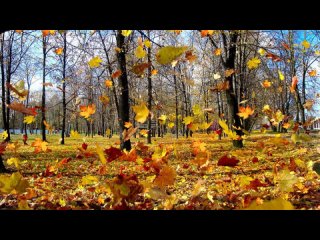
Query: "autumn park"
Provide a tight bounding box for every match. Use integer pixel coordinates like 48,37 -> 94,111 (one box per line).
0,30 -> 319,210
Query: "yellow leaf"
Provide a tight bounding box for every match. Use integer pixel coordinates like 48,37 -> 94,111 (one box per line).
139,129 -> 149,137
18,199 -> 32,210
308,69 -> 317,77
245,197 -> 294,210
0,172 -> 29,194
7,157 -> 20,169
158,115 -> 167,125
275,170 -> 298,192
144,40 -> 151,48
70,130 -> 80,138
135,46 -> 146,59
278,70 -> 285,80
1,130 -> 8,140
96,144 -> 106,164
80,104 -> 96,119
168,122 -> 175,128
156,46 -> 188,65
200,122 -> 212,130
132,103 -> 149,123
121,30 -> 132,37
99,95 -> 110,106
189,123 -> 199,132
237,175 -> 253,188
23,115 -> 35,124
81,175 -> 99,185
88,56 -> 102,68
192,104 -> 202,115
182,116 -> 193,125
218,119 -> 238,140
258,48 -> 266,56
247,57 -> 261,69
214,48 -> 222,56
315,50 -> 320,55
301,40 -> 310,49
31,138 -> 49,153
191,180 -> 205,197
106,128 -> 111,136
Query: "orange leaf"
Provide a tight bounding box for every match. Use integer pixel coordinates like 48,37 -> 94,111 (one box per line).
290,76 -> 298,93
151,69 -> 158,75
261,80 -> 272,88
123,127 -> 138,142
7,102 -> 37,116
154,166 -> 176,189
54,48 -> 63,55
214,48 -> 222,56
225,69 -> 235,77
112,70 -> 122,79
105,80 -> 113,88
131,62 -> 151,76
308,69 -> 317,77
79,104 -> 96,119
185,50 -> 197,62
210,81 -> 230,92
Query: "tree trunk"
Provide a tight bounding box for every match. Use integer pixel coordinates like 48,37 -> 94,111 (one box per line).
147,31 -> 152,144
61,31 -> 67,144
116,30 -> 131,151
41,36 -> 47,141
0,33 -> 7,135
174,68 -> 179,139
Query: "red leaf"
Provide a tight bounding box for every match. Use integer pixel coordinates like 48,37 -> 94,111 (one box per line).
82,142 -> 88,150
252,157 -> 259,163
246,179 -> 268,190
104,146 -> 124,162
0,142 -> 7,155
217,155 -> 239,167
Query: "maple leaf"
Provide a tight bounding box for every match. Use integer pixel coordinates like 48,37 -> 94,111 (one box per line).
80,104 -> 96,119
303,99 -> 314,110
261,80 -> 272,88
139,129 -> 149,137
151,69 -> 158,75
210,81 -> 230,92
0,142 -> 7,155
214,48 -> 222,56
132,102 -> 149,123
265,52 -> 281,62
225,69 -> 235,77
290,76 -> 298,93
96,144 -> 107,164
70,130 -> 80,138
156,46 -> 188,65
144,40 -> 151,48
54,48 -> 63,55
258,48 -> 266,56
122,127 -> 138,142
192,104 -> 202,115
308,69 -> 317,77
218,119 -> 238,140
275,170 -> 298,192
247,57 -> 261,69
282,42 -> 290,50
7,101 -> 37,116
31,138 -> 50,153
119,149 -> 138,162
200,30 -> 214,37
105,80 -> 113,88
217,155 -> 239,167
43,120 -> 53,134
301,40 -> 310,49
104,146 -> 124,162
121,30 -> 132,37
88,56 -> 102,68
168,122 -> 175,128
7,81 -> 28,101
246,179 -> 268,191
191,180 -> 205,197
237,106 -> 255,119
111,70 -> 122,79
7,157 -> 21,169
200,122 -> 212,130
135,46 -> 146,59
99,95 -> 110,106
153,166 -> 176,189
0,172 -> 29,194
81,175 -> 99,185
185,50 -> 197,63
131,62 -> 150,76
1,130 -> 8,140
244,198 -> 294,210
124,122 -> 133,128
192,151 -> 210,167
23,115 -> 35,124
158,115 -> 167,125
278,70 -> 285,80
182,116 -> 193,125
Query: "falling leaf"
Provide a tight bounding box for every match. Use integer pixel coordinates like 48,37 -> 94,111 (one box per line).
247,57 -> 261,69
182,116 -> 194,125
99,95 -> 110,106
225,69 -> 235,77
303,99 -> 314,110
158,115 -> 167,125
301,40 -> 310,49
214,48 -> 222,56
106,128 -> 111,136
191,179 -> 205,197
139,129 -> 149,137
185,50 -> 197,62
135,46 -> 146,59
210,81 -> 230,92
144,40 -> 151,48
7,102 -> 37,116
88,56 -> 102,68
246,179 -> 268,191
265,52 -> 281,62
213,73 -> 221,80
23,115 -> 35,124
105,80 -> 113,88
123,127 -> 138,142
308,69 -> 317,77
156,46 -> 188,65
132,102 -> 149,123
168,122 -> 175,128
200,30 -> 214,37
0,172 -> 29,194
121,30 -> 132,37
154,166 -> 176,189
80,104 -> 96,119
151,69 -> 158,75
219,119 -> 238,140
18,199 -> 32,210
31,138 -> 50,153
96,144 -> 107,164
244,198 -> 294,210
124,122 -> 133,128
7,81 -> 28,101
15,30 -> 23,34
258,48 -> 266,56
104,146 -> 124,162
217,155 -> 239,167
111,70 -> 122,79
1,130 -> 8,140
131,62 -> 150,76
278,70 -> 284,80
70,130 -> 80,138
261,80 -> 272,88
43,82 -> 53,87
275,170 -> 298,192
237,106 -> 255,119
54,48 -> 63,55
43,120 -> 53,134
282,42 -> 290,50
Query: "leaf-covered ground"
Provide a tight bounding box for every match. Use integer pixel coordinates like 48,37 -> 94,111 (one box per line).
1,132 -> 320,210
